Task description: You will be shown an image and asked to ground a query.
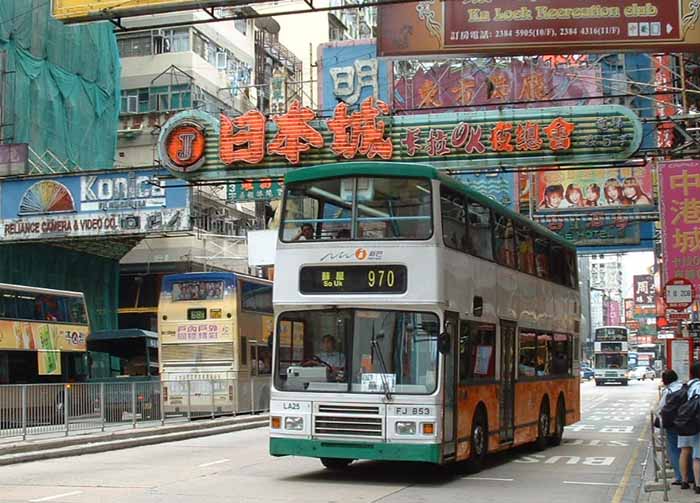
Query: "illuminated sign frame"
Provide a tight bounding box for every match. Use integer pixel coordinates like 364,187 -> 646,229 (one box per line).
158,99 -> 643,181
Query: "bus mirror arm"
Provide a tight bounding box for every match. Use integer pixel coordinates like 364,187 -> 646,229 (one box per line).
438,332 -> 451,354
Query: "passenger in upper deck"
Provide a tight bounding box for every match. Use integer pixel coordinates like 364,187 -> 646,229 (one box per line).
293,223 -> 315,241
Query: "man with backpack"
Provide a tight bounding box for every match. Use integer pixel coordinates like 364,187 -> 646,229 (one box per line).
658,369 -> 684,485
665,362 -> 700,491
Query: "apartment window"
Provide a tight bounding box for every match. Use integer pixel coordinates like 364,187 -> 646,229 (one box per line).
216,51 -> 227,70
234,18 -> 247,35
121,88 -> 149,114
117,35 -> 152,57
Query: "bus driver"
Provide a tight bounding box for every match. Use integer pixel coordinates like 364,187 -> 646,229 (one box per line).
317,334 -> 345,378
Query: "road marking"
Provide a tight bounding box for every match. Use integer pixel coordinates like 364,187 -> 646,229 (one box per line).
198,458 -> 230,468
30,491 -> 83,502
463,477 -> 514,482
562,481 -> 618,487
611,420 -> 649,503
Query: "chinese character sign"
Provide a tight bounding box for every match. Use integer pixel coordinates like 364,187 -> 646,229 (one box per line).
661,160 -> 700,290
393,59 -> 602,114
318,41 -> 391,111
227,179 -> 284,202
536,164 -> 655,213
634,274 -> 656,306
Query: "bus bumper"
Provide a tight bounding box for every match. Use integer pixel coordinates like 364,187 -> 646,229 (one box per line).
269,438 -> 442,464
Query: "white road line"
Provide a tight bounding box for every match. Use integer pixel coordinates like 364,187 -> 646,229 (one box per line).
562,481 -> 618,487
30,491 -> 83,502
463,477 -> 514,482
198,458 -> 231,468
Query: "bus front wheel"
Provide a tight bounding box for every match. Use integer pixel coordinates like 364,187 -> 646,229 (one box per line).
466,409 -> 488,473
320,458 -> 353,470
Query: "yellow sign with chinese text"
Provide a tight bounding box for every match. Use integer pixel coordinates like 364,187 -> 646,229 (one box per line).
0,321 -> 88,352
160,321 -> 233,344
53,0 -> 231,23
38,351 -> 62,376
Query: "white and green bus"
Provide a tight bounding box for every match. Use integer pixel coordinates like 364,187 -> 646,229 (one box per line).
593,326 -> 629,386
269,162 -> 581,470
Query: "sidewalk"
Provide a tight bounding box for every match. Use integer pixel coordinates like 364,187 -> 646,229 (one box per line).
0,413 -> 268,466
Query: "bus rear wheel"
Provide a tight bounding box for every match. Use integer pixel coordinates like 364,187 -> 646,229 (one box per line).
549,398 -> 565,447
320,458 -> 353,470
534,400 -> 550,451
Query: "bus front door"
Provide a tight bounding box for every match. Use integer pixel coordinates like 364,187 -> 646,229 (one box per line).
442,311 -> 459,461
499,320 -> 516,443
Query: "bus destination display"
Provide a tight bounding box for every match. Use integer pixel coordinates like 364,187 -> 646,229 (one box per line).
300,265 -> 407,294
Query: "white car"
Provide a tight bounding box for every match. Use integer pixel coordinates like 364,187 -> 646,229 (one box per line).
631,367 -> 655,380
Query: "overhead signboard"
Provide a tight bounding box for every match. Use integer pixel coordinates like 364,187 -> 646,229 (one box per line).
393,58 -> 602,114
665,277 -> 695,311
378,0 -> 700,57
317,40 -> 391,113
0,169 -> 190,241
634,274 -> 656,306
158,98 -> 643,181
660,160 -> 700,298
535,164 -> 655,212
52,0 -> 239,23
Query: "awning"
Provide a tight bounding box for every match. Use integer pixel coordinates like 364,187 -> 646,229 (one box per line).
90,329 -> 158,342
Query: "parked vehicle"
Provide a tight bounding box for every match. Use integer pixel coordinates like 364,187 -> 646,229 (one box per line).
580,367 -> 594,380
631,366 -> 655,381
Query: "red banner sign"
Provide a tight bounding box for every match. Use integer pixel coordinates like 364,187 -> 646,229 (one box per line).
378,0 -> 700,57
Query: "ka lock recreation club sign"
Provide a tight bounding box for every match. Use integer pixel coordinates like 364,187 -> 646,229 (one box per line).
158,99 -> 643,182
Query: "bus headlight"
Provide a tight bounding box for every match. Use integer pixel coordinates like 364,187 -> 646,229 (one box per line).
284,416 -> 304,431
396,421 -> 417,435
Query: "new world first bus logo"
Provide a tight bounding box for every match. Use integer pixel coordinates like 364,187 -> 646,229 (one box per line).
320,248 -> 384,262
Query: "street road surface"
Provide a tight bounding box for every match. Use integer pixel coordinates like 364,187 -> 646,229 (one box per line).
0,379 -> 658,503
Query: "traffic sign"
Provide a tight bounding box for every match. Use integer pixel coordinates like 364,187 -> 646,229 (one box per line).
665,277 -> 695,311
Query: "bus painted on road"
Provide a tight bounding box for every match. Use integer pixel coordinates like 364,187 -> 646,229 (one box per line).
158,272 -> 273,416
0,284 -> 89,384
269,162 -> 581,469
593,326 -> 629,386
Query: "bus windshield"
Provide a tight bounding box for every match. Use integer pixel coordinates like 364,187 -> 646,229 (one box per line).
275,309 -> 439,394
595,354 -> 627,369
281,176 -> 433,241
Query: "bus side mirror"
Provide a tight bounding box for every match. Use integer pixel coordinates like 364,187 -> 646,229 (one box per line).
438,332 -> 451,354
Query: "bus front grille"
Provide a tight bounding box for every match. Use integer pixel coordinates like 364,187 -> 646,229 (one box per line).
318,404 -> 380,415
314,416 -> 383,437
314,403 -> 383,438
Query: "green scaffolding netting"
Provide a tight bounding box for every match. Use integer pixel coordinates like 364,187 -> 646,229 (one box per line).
0,244 -> 119,331
0,0 -> 120,170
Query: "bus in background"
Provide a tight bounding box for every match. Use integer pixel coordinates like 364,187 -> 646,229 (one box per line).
158,272 -> 273,416
593,326 -> 629,386
0,284 -> 89,384
269,162 -> 581,470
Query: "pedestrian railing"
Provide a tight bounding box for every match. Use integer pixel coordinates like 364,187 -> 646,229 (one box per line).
644,411 -> 672,502
0,377 -> 270,442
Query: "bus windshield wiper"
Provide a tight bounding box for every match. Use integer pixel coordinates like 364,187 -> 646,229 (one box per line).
370,325 -> 393,401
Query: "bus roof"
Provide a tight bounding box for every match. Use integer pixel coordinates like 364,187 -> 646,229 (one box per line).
162,272 -> 272,285
0,282 -> 85,298
284,162 -> 576,250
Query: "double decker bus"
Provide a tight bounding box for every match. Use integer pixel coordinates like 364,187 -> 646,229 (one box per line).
0,284 -> 89,384
269,162 -> 581,469
158,272 -> 273,416
593,326 -> 629,386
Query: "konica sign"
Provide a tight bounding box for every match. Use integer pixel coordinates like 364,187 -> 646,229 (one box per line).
0,169 -> 190,241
